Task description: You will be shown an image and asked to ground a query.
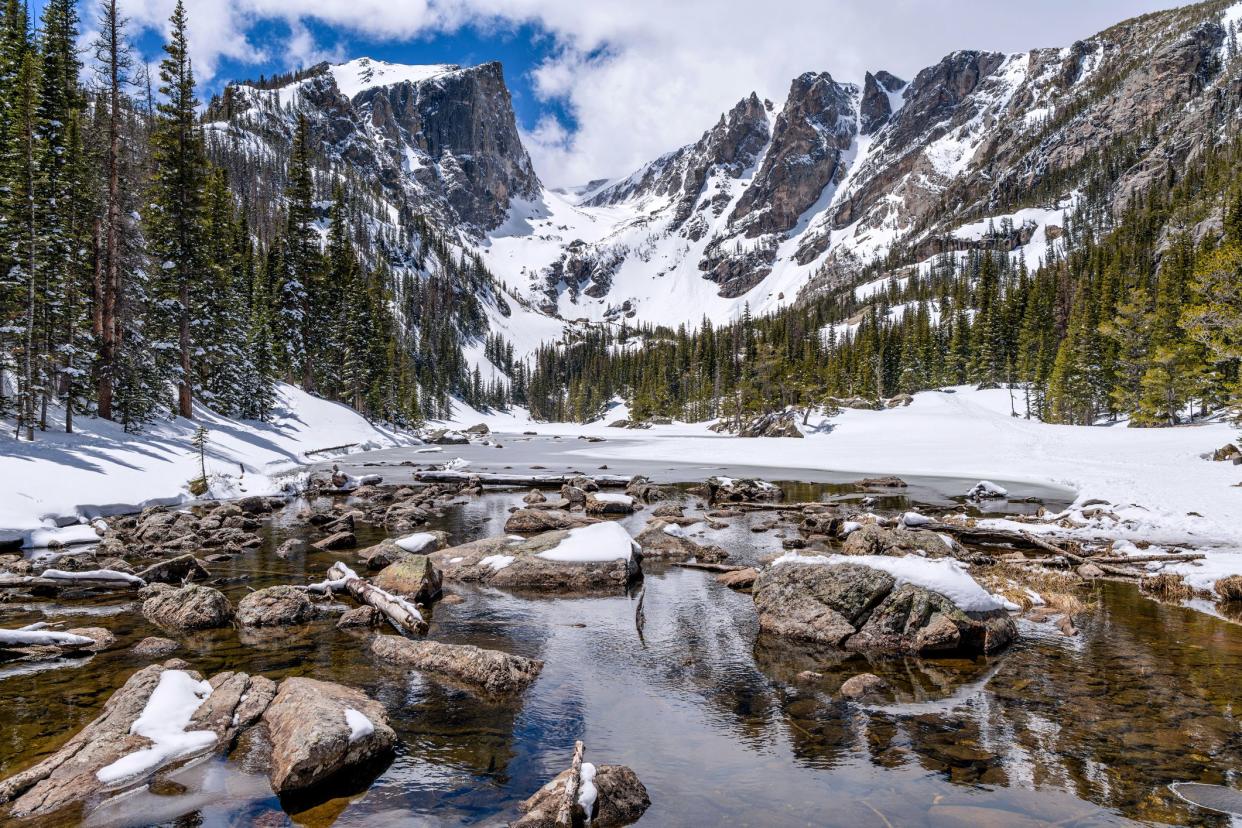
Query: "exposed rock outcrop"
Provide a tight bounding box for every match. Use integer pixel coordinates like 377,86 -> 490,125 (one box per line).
236,585 -> 317,627
752,560 -> 1014,655
428,525 -> 642,593
261,676 -> 396,794
141,583 -> 233,630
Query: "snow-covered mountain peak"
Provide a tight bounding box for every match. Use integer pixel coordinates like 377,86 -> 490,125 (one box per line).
328,57 -> 461,99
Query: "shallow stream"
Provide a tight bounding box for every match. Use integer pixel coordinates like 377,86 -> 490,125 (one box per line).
1,437 -> 1239,826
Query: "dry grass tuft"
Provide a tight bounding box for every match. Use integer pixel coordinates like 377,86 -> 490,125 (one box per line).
976,563 -> 1091,616
1140,572 -> 1194,601
1215,574 -> 1242,602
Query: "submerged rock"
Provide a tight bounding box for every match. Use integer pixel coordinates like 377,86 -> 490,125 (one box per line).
429,524 -> 642,594
839,672 -> 890,701
130,636 -> 180,658
716,568 -> 759,590
752,560 -> 1015,655
141,583 -> 233,630
514,763 -> 651,827
371,634 -> 542,694
237,586 -> 316,628
261,677 -> 395,794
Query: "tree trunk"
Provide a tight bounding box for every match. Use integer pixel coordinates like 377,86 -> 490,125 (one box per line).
98,1 -> 122,422
178,280 -> 192,417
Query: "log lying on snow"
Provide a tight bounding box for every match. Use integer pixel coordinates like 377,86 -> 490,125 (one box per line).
414,471 -> 631,488
309,562 -> 428,635
926,521 -> 1203,578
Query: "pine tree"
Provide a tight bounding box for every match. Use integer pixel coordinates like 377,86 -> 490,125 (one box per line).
149,0 -> 207,418
276,115 -> 317,389
36,0 -> 87,433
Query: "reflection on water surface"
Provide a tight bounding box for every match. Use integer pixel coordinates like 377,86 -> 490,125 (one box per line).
0,447 -> 1237,826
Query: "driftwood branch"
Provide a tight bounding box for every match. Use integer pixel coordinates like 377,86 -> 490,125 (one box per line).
555,740 -> 586,827
317,562 -> 429,635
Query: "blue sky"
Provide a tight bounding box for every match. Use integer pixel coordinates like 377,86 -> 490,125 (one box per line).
41,1 -> 1192,186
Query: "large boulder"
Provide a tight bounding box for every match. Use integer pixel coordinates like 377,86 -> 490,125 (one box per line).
737,410 -> 804,438
372,555 -> 443,603
236,585 -> 317,628
141,583 -> 233,630
261,677 -> 396,794
841,524 -> 956,558
505,509 -> 598,533
130,636 -> 179,658
752,560 -> 1014,655
428,523 -> 642,594
0,662 -> 276,819
634,520 -> 728,562
371,634 -> 542,694
514,763 -> 651,827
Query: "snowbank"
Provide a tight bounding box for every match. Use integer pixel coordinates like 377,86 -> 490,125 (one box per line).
96,670 -> 216,784
537,522 -> 639,563
773,552 -> 1005,612
502,386 -> 1242,592
0,383 -> 418,542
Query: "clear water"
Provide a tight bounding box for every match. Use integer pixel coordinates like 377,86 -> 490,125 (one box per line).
1,441 -> 1237,827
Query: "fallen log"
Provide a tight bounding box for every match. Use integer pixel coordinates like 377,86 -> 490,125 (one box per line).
926,522 -> 1066,552
670,562 -> 748,574
311,562 -> 428,635
413,471 -> 631,488
1090,552 -> 1205,565
0,571 -> 145,593
555,741 -> 586,828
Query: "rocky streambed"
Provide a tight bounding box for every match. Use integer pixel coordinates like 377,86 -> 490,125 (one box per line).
1,439 -> 1241,826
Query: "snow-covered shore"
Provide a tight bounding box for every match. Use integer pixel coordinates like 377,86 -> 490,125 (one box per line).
443,387 -> 1242,590
0,384 -> 419,545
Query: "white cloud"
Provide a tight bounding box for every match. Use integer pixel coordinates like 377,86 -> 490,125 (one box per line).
123,0 -> 1186,185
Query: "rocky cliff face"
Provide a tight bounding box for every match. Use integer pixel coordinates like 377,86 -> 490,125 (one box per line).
210,58 -> 539,233
204,2 -> 1242,335
478,0 -> 1242,327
